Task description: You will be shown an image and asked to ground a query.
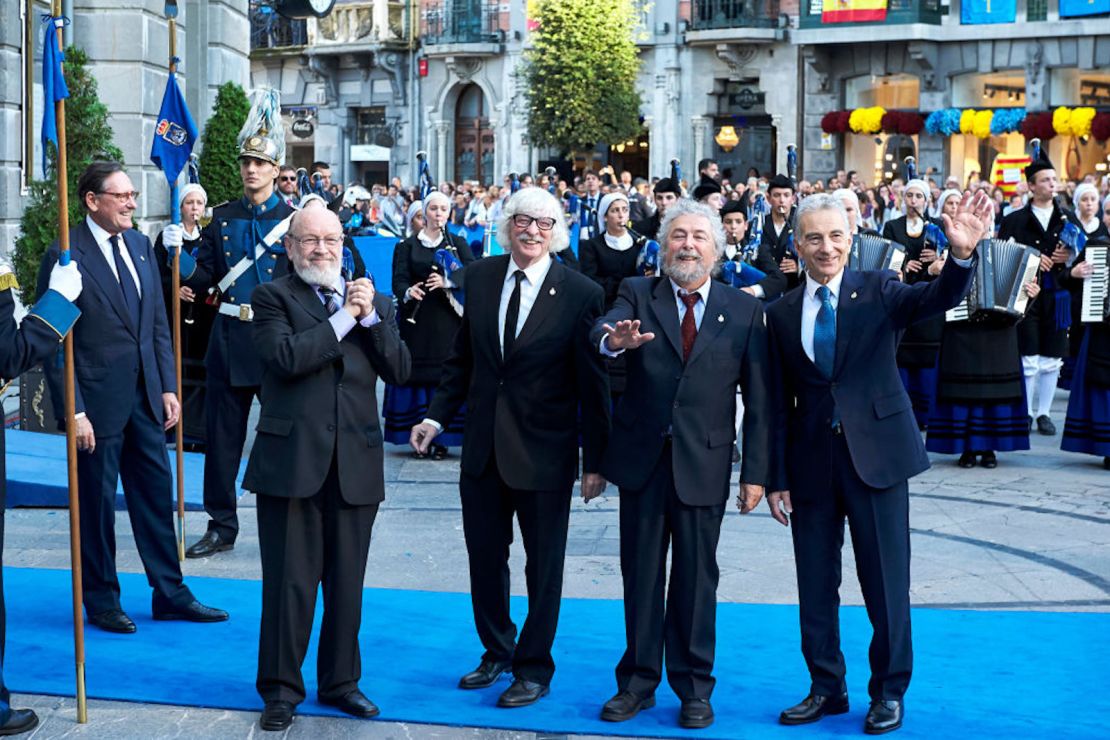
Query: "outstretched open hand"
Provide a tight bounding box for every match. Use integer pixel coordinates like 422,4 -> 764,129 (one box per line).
941,190 -> 994,260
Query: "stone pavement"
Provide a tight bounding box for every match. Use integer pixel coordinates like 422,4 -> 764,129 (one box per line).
3,394 -> 1108,738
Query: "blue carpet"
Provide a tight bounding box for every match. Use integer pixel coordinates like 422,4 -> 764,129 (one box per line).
5,568 -> 1106,739
4,429 -> 245,511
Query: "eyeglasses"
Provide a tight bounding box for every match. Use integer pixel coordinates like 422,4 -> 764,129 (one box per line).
290,235 -> 344,248
98,190 -> 140,203
279,176 -> 297,182
512,214 -> 556,231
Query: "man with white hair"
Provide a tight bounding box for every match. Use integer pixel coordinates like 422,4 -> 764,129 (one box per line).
590,199 -> 771,730
410,187 -> 610,708
767,191 -> 991,735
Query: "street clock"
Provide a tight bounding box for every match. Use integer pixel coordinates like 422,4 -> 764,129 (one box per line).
273,0 -> 335,19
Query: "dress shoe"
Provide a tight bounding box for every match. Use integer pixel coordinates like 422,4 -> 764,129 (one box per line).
497,679 -> 549,708
980,450 -> 998,469
957,451 -> 978,468
458,659 -> 512,689
600,690 -> 655,722
432,444 -> 449,460
779,692 -> 850,725
1036,415 -> 1056,436
260,700 -> 295,731
185,530 -> 234,559
0,709 -> 39,736
88,608 -> 136,634
864,699 -> 903,735
153,599 -> 229,622
679,698 -> 714,729
319,689 -> 379,719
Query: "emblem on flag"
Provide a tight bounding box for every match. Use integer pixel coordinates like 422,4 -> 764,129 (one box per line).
156,119 -> 190,147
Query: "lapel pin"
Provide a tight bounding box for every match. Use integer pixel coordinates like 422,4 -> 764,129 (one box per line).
850,291 -> 858,299
140,255 -> 146,262
549,287 -> 556,296
717,314 -> 724,323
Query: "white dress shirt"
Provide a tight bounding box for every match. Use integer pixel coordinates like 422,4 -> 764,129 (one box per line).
86,216 -> 141,297
601,277 -> 712,356
498,254 -> 553,354
1031,203 -> 1053,232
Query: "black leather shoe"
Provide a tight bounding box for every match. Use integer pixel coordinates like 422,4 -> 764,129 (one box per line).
601,690 -> 655,722
1103,456 -> 1110,470
864,699 -> 903,734
186,530 -> 234,559
779,692 -> 850,725
1036,415 -> 1056,436
980,450 -> 998,469
260,700 -> 294,731
319,689 -> 379,719
957,451 -> 977,468
88,608 -> 136,634
0,709 -> 39,736
153,600 -> 229,622
679,698 -> 714,729
497,679 -> 549,707
458,659 -> 512,689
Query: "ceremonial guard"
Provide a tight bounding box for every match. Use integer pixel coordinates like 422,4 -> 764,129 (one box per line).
882,172 -> 946,428
0,259 -> 82,736
761,174 -> 801,298
174,89 -> 297,557
998,143 -> 1070,436
384,190 -> 475,459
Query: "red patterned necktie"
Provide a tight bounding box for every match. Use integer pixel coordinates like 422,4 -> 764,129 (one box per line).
680,292 -> 700,362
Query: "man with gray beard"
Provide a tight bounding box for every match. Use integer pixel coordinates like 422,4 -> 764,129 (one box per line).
590,198 -> 771,729
244,207 -> 410,731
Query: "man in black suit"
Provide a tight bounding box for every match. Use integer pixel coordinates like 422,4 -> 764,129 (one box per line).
766,192 -> 991,735
591,199 -> 771,729
244,206 -> 410,731
0,258 -> 82,736
410,187 -> 610,708
39,161 -> 227,634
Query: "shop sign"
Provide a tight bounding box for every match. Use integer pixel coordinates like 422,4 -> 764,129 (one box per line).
291,119 -> 315,139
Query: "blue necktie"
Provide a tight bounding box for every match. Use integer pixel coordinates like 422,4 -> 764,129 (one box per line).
110,235 -> 140,326
813,285 -> 836,379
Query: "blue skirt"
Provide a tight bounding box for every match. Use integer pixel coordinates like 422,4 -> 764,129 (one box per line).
1061,333 -> 1110,457
898,366 -> 937,429
926,396 -> 1030,454
382,384 -> 465,447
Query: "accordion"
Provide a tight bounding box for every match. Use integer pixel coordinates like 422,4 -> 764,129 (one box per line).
1080,244 -> 1109,323
945,238 -> 1041,323
849,234 -> 906,273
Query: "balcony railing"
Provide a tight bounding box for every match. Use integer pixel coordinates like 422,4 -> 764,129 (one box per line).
688,0 -> 782,31
309,0 -> 408,46
798,0 -> 941,29
422,0 -> 503,46
249,3 -> 307,50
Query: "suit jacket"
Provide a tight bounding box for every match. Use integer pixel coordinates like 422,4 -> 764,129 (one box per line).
592,278 -> 770,505
39,221 -> 176,435
242,275 -> 411,505
767,259 -> 974,494
426,255 -> 610,491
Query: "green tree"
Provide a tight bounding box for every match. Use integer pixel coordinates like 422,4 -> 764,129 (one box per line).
12,46 -> 124,299
521,0 -> 644,157
197,81 -> 250,206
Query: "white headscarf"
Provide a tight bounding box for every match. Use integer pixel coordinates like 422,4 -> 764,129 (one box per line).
904,179 -> 931,205
177,183 -> 207,210
598,192 -> 629,224
935,188 -> 962,215
1073,183 -> 1099,212
423,191 -> 451,213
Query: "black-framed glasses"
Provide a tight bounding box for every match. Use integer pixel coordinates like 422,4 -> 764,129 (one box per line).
279,175 -> 297,182
98,190 -> 140,203
512,214 -> 556,231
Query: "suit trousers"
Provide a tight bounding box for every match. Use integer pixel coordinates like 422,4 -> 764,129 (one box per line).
790,429 -> 912,702
616,443 -> 725,700
256,457 -> 378,704
202,373 -> 259,541
77,382 -> 192,615
459,456 -> 572,686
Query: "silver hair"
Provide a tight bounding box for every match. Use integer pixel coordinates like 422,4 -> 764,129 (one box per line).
795,192 -> 850,235
657,198 -> 726,261
496,187 -> 570,253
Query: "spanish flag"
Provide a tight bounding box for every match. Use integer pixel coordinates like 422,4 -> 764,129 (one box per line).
821,0 -> 888,23
990,154 -> 1032,197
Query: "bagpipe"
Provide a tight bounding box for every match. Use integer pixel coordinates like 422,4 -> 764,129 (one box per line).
721,259 -> 766,289
417,150 -> 435,200
786,144 -> 797,188
670,158 -> 682,194
745,192 -> 768,260
634,229 -> 661,276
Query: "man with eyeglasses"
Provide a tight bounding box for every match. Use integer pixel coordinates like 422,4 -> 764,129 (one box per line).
410,187 -> 610,709
277,165 -> 298,207
38,160 -> 228,634
171,96 -> 297,559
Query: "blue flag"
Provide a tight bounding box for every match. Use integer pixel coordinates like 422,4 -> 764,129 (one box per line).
40,17 -> 70,178
1060,0 -> 1109,16
150,71 -> 198,186
961,0 -> 1017,24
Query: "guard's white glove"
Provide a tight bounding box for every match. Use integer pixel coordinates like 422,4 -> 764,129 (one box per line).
162,223 -> 184,258
48,260 -> 82,301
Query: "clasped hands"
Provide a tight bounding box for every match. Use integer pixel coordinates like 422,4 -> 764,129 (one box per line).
344,277 -> 376,320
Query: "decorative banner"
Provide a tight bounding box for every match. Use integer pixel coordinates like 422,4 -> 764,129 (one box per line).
961,0 -> 1017,24
821,0 -> 888,23
1060,0 -> 1110,17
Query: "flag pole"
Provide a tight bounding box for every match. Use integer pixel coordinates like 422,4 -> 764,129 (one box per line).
50,0 -> 88,723
166,1 -> 185,561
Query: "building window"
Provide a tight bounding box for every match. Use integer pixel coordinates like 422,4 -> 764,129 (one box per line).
951,71 -> 1026,109
844,74 -> 920,110
1027,0 -> 1048,22
355,107 -> 390,146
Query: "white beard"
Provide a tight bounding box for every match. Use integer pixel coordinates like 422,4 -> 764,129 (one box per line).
295,261 -> 341,288
663,252 -> 712,285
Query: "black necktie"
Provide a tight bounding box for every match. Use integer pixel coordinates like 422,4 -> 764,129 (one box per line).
110,235 -> 140,324
503,270 -> 525,359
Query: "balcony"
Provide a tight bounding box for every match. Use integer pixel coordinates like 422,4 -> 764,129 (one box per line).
249,2 -> 307,51
685,0 -> 785,44
798,0 -> 942,30
421,0 -> 504,56
308,0 -> 410,51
